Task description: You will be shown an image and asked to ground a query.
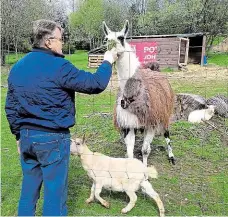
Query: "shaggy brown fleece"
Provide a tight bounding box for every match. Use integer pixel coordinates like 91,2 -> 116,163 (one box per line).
114,69 -> 174,130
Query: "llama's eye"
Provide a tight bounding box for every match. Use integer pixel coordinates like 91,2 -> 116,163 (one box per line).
76,143 -> 80,146
117,36 -> 125,46
128,97 -> 135,103
117,36 -> 124,41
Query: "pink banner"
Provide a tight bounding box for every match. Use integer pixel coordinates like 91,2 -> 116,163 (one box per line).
129,41 -> 158,64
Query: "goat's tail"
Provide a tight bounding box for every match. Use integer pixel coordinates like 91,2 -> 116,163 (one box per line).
147,166 -> 158,179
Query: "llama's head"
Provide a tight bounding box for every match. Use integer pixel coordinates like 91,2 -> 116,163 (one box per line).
70,135 -> 86,156
102,20 -> 129,56
121,78 -> 142,109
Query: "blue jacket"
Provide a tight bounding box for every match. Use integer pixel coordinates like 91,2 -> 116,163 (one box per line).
5,48 -> 112,140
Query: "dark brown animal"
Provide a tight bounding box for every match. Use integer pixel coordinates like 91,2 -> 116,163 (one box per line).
142,62 -> 160,72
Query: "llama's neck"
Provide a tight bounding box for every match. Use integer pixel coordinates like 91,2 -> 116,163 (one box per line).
116,43 -> 140,90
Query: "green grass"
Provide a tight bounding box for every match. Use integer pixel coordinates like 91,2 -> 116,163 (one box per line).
207,53 -> 228,67
5,53 -> 25,65
161,67 -> 175,73
170,78 -> 228,98
65,50 -> 94,71
1,50 -> 228,216
1,66 -> 11,86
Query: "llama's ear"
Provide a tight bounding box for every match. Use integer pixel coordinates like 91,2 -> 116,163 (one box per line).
121,20 -> 129,37
82,134 -> 86,144
102,21 -> 111,36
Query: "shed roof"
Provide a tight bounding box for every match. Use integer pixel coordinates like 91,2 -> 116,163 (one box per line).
128,33 -> 205,39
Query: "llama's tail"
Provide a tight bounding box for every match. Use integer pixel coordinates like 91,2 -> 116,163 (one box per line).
147,166 -> 158,179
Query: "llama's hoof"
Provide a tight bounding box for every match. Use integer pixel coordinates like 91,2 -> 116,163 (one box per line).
169,156 -> 176,165
102,201 -> 110,208
121,208 -> 128,214
125,153 -> 134,158
160,212 -> 165,217
159,208 -> 165,217
85,198 -> 93,204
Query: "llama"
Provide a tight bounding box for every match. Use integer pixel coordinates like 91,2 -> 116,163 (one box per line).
143,62 -> 160,71
103,20 -> 175,165
188,105 -> 215,123
70,137 -> 165,217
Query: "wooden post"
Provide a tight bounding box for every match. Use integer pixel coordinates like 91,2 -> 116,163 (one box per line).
178,38 -> 181,66
201,35 -> 206,66
185,39 -> 190,65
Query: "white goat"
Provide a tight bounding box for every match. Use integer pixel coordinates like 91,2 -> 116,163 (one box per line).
188,105 -> 215,123
70,137 -> 165,217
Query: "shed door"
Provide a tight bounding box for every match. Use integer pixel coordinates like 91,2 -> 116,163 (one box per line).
178,38 -> 189,66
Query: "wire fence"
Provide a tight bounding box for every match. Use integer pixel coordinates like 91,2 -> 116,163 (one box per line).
1,33 -> 228,216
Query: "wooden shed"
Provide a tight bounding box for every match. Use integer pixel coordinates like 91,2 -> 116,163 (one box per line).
88,33 -> 206,69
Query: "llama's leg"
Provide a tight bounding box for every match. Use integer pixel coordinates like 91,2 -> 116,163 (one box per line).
123,128 -> 135,158
86,183 -> 95,204
164,130 -> 176,165
142,128 -> 155,166
140,180 -> 165,217
121,191 -> 137,214
94,183 -> 110,208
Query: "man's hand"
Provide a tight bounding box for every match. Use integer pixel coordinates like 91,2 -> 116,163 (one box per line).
103,48 -> 118,64
16,140 -> 20,154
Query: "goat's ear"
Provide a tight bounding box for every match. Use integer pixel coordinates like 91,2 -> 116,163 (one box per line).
82,134 -> 86,145
102,21 -> 111,36
121,20 -> 129,37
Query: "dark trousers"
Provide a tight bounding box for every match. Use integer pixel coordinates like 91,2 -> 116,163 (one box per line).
18,129 -> 70,216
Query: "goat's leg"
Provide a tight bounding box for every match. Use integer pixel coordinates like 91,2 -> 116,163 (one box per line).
164,130 -> 176,165
140,180 -> 165,217
142,128 -> 155,166
94,183 -> 110,208
123,128 -> 135,158
121,191 -> 137,214
86,183 -> 95,204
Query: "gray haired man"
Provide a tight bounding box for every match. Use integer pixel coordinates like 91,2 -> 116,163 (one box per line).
5,19 -> 117,216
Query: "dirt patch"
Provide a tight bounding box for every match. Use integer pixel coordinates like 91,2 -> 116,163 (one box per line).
107,64 -> 228,92
175,64 -> 228,80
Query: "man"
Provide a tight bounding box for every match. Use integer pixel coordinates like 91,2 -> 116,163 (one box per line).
5,19 -> 117,216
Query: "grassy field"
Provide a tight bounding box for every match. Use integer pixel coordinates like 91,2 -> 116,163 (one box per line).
1,51 -> 228,216
207,53 -> 228,67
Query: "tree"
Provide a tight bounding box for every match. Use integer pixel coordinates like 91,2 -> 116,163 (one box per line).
1,0 -> 68,65
69,0 -> 105,49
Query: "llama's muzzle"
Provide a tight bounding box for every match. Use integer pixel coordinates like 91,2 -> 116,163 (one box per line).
121,99 -> 128,109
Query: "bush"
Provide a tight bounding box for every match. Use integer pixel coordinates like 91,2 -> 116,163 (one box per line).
75,41 -> 90,50
62,43 -> 76,54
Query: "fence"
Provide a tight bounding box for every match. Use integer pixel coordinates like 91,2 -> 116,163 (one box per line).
1,34 -> 228,216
